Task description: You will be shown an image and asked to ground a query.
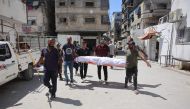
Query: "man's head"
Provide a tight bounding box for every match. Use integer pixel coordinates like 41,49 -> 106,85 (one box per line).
56,43 -> 61,49
127,41 -> 135,50
67,36 -> 72,44
82,41 -> 87,48
48,38 -> 55,47
100,40 -> 105,46
109,40 -> 113,44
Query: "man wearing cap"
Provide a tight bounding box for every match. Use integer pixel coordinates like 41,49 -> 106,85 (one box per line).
125,40 -> 151,94
36,39 -> 59,99
95,40 -> 110,84
62,37 -> 76,85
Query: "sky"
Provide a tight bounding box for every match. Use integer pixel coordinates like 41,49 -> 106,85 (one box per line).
109,0 -> 122,18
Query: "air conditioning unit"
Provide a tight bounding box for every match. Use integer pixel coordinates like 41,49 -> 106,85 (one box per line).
169,9 -> 183,23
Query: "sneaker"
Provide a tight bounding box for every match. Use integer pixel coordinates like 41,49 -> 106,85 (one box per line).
49,87 -> 53,95
59,77 -> 63,81
65,81 -> 69,85
70,80 -> 74,85
103,81 -> 108,85
125,84 -> 128,88
134,90 -> 139,95
70,79 -> 74,83
82,78 -> 87,83
99,79 -> 103,83
50,94 -> 56,100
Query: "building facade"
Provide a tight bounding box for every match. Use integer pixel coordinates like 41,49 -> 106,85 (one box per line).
110,12 -> 122,42
0,0 -> 27,46
26,0 -> 56,36
55,0 -> 110,50
25,0 -> 56,48
121,0 -> 171,37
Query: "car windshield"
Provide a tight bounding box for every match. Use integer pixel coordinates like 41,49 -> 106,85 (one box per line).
0,44 -> 6,56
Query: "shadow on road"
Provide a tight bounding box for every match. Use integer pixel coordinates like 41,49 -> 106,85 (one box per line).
52,97 -> 82,106
0,74 -> 44,109
138,90 -> 167,100
70,80 -> 166,100
138,83 -> 162,88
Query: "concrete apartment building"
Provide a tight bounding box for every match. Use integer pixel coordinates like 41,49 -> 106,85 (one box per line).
26,0 -> 47,35
110,12 -> 122,41
0,0 -> 27,46
26,0 -> 56,48
121,0 -> 171,37
55,0 -> 110,50
26,0 -> 56,36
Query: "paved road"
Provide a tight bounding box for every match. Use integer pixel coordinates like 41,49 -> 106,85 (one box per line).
0,56 -> 190,109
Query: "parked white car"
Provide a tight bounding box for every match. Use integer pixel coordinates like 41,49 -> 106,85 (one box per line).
0,41 -> 40,86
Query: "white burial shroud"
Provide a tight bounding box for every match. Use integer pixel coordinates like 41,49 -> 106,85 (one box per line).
75,56 -> 126,68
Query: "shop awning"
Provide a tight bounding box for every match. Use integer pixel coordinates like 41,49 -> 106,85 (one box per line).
139,27 -> 159,40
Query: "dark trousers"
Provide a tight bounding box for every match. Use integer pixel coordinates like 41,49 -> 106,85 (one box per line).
43,70 -> 58,95
125,66 -> 138,90
109,55 -> 114,68
80,63 -> 88,79
97,65 -> 108,81
58,64 -> 63,79
73,62 -> 79,72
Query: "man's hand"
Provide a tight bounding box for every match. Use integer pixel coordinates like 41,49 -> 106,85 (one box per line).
146,61 -> 151,68
35,63 -> 40,68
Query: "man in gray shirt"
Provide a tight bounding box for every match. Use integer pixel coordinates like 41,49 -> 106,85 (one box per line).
108,41 -> 115,69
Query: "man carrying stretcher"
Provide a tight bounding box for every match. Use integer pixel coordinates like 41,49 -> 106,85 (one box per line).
125,40 -> 151,94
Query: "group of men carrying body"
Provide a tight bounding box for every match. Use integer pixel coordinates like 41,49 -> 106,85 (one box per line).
36,36 -> 151,99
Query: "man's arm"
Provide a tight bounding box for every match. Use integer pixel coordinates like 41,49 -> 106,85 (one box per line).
94,46 -> 97,56
36,49 -> 44,67
138,52 -> 151,68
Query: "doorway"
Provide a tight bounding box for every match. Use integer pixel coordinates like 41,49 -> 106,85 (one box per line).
83,39 -> 96,55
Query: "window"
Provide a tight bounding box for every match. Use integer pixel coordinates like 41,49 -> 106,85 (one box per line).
70,15 -> 76,22
0,44 -> 12,61
157,3 -> 167,9
101,15 -> 109,24
131,14 -> 134,22
84,18 -> 95,23
59,2 -> 65,6
59,17 -> 67,23
176,27 -> 190,44
144,4 -> 151,10
101,0 -> 109,10
85,2 -> 94,7
71,0 -> 75,6
28,19 -> 36,25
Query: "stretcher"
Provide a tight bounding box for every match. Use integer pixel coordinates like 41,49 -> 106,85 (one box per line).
75,56 -> 126,68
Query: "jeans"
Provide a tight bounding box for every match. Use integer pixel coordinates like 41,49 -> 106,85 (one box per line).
97,65 -> 108,81
43,70 -> 58,95
79,63 -> 88,79
64,61 -> 74,82
125,66 -> 138,90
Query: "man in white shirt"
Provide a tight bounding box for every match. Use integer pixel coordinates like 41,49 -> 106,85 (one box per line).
108,41 -> 115,69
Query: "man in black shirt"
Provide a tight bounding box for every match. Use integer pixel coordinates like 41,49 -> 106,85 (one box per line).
62,37 -> 76,85
36,39 -> 59,99
77,41 -> 90,82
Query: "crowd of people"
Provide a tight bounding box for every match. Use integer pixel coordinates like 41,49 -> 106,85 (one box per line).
36,36 -> 151,99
